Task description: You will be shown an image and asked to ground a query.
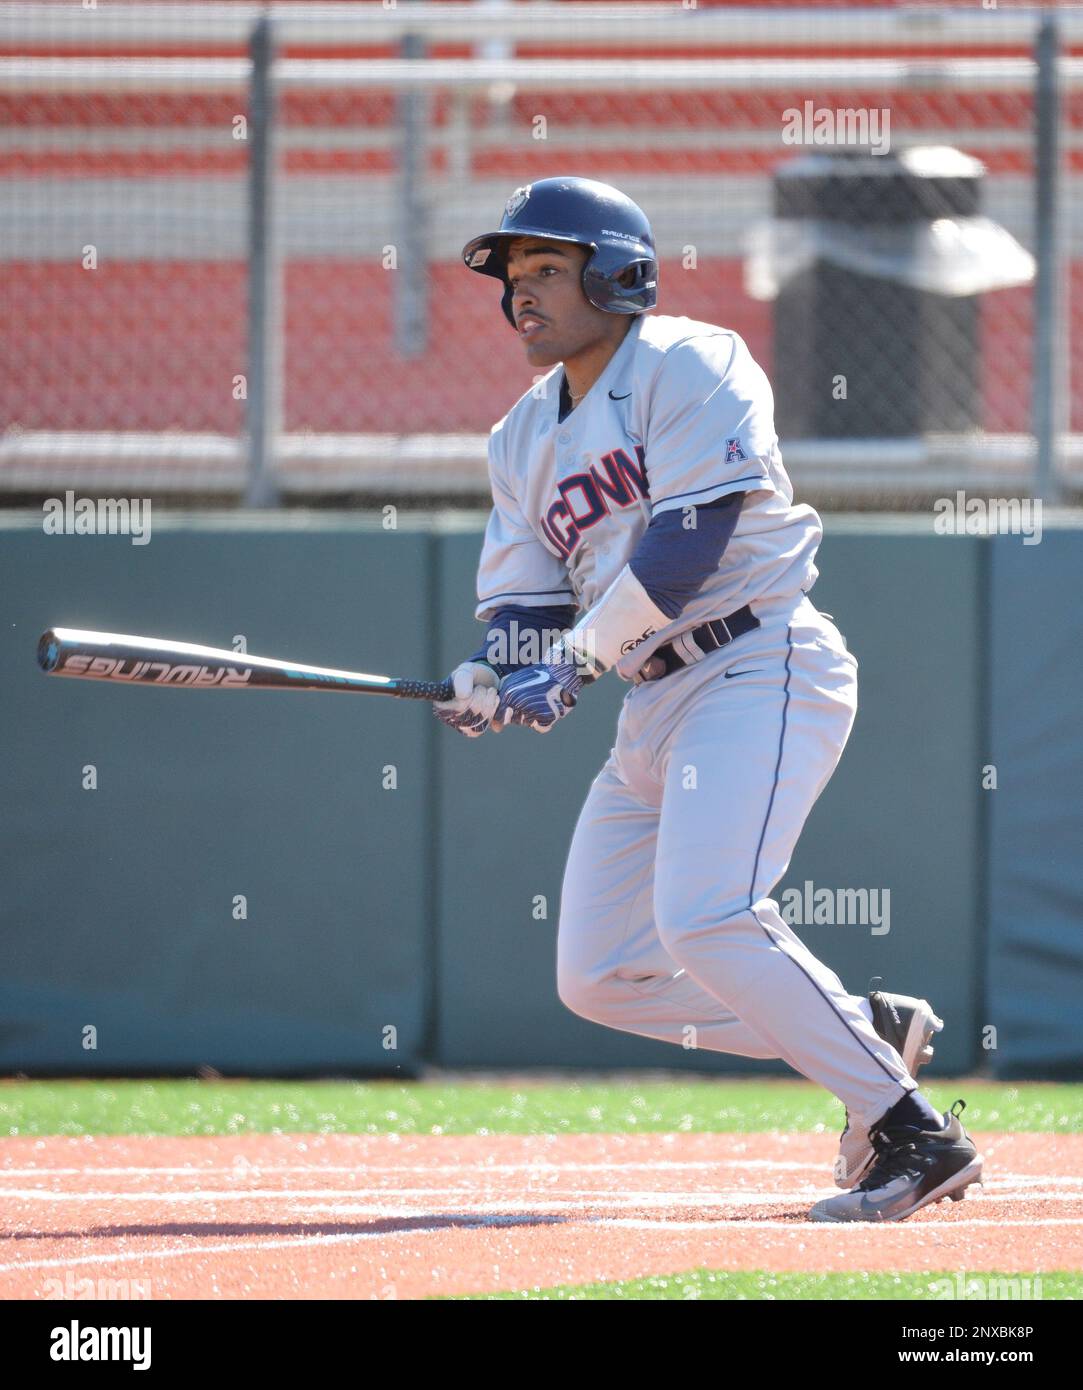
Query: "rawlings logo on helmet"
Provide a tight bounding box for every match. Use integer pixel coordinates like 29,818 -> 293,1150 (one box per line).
505,184 -> 532,219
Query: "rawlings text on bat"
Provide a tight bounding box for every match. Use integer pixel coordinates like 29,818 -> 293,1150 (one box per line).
37,628 -> 454,702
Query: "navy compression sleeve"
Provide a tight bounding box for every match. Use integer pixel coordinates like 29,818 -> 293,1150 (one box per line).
470,603 -> 578,678
628,492 -> 745,621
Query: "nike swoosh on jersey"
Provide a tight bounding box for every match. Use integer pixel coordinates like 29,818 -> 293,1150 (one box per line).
723,668 -> 763,679
608,390 -> 631,400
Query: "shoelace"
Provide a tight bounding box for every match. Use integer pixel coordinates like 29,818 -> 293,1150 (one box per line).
856,1125 -> 932,1190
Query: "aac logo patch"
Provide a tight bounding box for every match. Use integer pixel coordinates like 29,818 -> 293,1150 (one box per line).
726,437 -> 748,463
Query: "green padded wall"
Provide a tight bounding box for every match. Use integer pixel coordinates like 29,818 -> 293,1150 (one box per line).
986,527 -> 1083,1078
0,512 -> 991,1077
0,515 -> 434,1074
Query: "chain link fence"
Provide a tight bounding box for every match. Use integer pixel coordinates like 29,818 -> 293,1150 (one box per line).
2,1 -> 1081,507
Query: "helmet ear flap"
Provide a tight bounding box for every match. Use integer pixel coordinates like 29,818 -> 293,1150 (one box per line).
581,254 -> 658,315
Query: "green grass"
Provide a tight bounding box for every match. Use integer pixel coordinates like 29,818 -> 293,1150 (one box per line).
1,1077 -> 1080,1137
447,1269 -> 1081,1300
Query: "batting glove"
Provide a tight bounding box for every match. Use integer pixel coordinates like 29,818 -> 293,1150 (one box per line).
432,661 -> 501,738
493,651 -> 585,734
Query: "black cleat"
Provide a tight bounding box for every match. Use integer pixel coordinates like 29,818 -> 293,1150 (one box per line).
812,1099 -> 983,1223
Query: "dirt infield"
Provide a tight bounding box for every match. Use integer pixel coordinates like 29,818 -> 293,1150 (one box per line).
1,1132 -> 1079,1299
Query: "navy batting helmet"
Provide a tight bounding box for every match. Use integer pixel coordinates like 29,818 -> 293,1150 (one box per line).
462,176 -> 658,328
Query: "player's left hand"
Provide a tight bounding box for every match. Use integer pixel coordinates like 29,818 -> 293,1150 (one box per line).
432,660 -> 501,738
493,657 -> 584,734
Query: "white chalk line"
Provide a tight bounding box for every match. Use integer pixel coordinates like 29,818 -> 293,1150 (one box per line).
1,1162 -> 1078,1182
0,1160 -> 816,1176
594,1217 -> 1083,1232
1,1187 -> 1080,1207
0,1226 -> 480,1275
1,1187 -> 819,1206
286,1193 -> 1083,1217
3,1214 -> 1083,1278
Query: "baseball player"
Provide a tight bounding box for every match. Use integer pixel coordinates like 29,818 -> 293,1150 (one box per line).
435,177 -> 983,1222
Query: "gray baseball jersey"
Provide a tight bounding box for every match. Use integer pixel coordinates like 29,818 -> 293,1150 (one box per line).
476,313 -> 821,679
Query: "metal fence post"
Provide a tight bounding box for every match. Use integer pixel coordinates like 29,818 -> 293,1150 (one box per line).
244,13 -> 282,508
1033,13 -> 1062,503
396,21 -> 429,359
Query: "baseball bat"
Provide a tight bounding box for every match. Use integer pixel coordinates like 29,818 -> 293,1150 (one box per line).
37,627 -> 454,702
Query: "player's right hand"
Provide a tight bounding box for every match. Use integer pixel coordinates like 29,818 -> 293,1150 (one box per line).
432,660 -> 501,738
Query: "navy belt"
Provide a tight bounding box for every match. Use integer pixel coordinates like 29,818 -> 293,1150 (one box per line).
634,604 -> 760,683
